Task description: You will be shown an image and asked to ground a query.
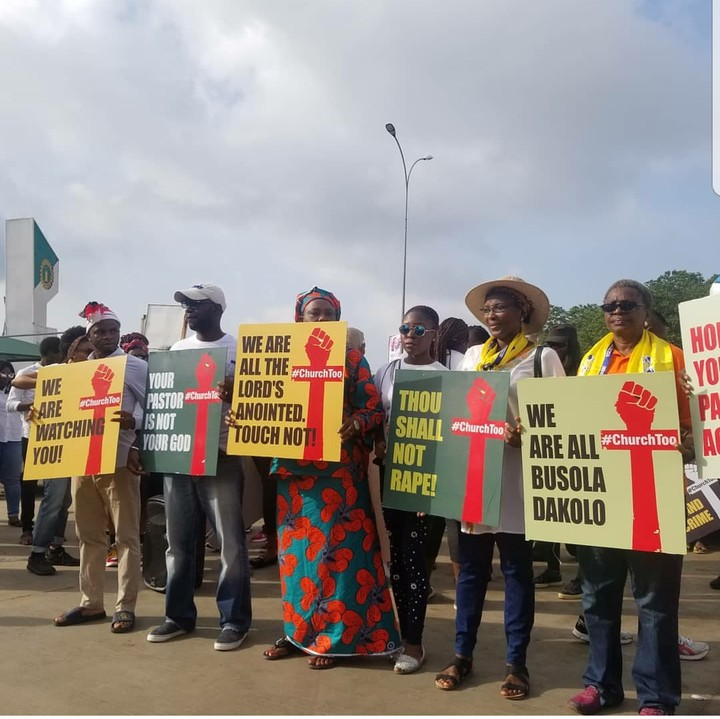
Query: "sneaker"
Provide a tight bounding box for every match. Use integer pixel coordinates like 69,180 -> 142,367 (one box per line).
535,569 -> 562,587
19,531 -> 33,545
147,621 -> 188,643
709,575 -> 720,590
27,551 -> 56,576
639,707 -> 671,715
214,627 -> 248,651
678,634 -> 709,661
558,578 -> 583,600
568,686 -> 603,715
569,686 -> 622,715
46,545 -> 80,567
572,616 -> 632,645
106,545 -> 118,568
205,528 -> 220,552
250,530 -> 267,544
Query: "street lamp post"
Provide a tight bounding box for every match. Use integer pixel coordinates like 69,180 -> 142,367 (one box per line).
385,123 -> 432,319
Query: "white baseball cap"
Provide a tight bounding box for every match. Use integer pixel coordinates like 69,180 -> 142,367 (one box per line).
174,284 -> 226,311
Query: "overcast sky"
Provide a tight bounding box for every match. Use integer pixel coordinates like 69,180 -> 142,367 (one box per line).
0,0 -> 716,369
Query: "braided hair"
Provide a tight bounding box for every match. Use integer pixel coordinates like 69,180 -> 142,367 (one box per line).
434,317 -> 469,368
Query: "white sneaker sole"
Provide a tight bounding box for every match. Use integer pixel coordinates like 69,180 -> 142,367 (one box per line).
214,631 -> 248,651
147,628 -> 187,643
679,649 -> 709,661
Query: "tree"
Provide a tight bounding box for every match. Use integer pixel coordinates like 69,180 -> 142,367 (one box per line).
645,270 -> 716,347
565,304 -> 607,353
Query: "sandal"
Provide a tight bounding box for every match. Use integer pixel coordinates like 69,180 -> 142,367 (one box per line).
308,655 -> 337,670
434,655 -> 473,690
110,610 -> 136,634
263,636 -> 300,660
54,607 -> 107,627
500,664 -> 530,700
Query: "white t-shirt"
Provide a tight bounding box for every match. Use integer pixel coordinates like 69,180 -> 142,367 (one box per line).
6,362 -> 40,439
459,343 -> 566,535
170,333 -> 236,452
375,358 -> 447,437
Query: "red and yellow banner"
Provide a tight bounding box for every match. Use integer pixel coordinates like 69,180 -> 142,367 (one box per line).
24,356 -> 126,480
227,322 -> 347,460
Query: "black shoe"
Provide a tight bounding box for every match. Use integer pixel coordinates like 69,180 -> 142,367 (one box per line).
558,578 -> 583,600
710,575 -> 720,590
8,516 -> 22,527
27,552 -> 57,576
47,545 -> 80,567
534,569 -> 562,587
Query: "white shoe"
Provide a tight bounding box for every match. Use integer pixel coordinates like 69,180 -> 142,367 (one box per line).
678,634 -> 710,661
393,646 -> 426,674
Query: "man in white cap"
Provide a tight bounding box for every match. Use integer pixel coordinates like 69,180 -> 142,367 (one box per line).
54,302 -> 147,634
147,284 -> 252,651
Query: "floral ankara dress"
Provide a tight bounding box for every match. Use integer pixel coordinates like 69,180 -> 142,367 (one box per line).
270,347 -> 400,658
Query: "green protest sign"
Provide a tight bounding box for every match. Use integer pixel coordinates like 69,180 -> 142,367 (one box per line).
382,369 -> 510,523
141,348 -> 226,475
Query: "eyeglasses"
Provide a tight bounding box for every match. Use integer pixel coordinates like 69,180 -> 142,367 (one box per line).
601,300 -> 643,314
399,324 -> 434,337
481,303 -> 511,316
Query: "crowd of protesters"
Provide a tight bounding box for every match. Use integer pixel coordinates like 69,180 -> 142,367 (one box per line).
0,275 -> 715,716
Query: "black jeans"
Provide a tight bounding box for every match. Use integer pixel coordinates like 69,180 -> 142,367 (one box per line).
19,438 -> 37,532
385,508 -> 429,645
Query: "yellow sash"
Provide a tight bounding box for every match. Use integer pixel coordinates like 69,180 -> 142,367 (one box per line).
577,330 -> 674,376
475,331 -> 533,371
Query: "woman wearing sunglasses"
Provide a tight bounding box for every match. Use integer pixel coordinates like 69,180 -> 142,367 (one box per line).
568,280 -> 693,717
374,306 -> 447,674
434,276 -> 565,699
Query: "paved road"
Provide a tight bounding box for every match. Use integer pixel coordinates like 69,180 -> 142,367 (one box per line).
1,518 -> 718,715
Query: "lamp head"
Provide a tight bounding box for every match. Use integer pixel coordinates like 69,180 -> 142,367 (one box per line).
385,123 -> 396,136
423,155 -> 433,161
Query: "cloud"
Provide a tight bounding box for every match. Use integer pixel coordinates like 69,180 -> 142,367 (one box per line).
0,0 -> 713,368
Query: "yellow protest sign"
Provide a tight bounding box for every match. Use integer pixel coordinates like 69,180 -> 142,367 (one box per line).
227,321 -> 347,460
24,356 -> 127,480
679,293 -> 720,478
518,373 -> 686,554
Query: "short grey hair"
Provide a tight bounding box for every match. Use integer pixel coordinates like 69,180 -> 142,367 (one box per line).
347,327 -> 365,350
604,279 -> 652,308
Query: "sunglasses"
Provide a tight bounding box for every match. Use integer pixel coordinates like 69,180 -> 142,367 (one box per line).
181,299 -> 214,310
601,300 -> 643,314
399,324 -> 434,337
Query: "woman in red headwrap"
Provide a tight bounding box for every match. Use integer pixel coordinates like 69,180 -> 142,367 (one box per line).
239,287 -> 400,669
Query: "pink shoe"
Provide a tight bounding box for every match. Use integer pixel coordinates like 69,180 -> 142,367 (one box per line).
568,686 -> 622,715
639,707 -> 670,715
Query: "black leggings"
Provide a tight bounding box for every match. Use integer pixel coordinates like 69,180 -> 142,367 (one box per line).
385,508 -> 429,645
19,438 -> 36,532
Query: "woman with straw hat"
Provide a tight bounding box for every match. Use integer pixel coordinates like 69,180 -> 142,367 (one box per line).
434,276 -> 565,699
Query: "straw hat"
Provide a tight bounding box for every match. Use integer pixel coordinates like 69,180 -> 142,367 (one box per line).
465,275 -> 550,336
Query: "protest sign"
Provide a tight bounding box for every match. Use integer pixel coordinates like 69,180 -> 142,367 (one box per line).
685,463 -> 720,542
24,356 -> 126,480
382,370 -> 510,523
679,293 -> 720,478
141,348 -> 226,475
227,321 -> 346,460
519,373 -> 686,554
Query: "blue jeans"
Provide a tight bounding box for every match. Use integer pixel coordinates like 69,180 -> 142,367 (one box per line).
577,546 -> 682,711
455,532 -> 534,666
164,453 -> 252,632
32,478 -> 71,552
0,441 -> 22,518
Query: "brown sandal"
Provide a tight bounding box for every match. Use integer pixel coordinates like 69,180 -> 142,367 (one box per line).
308,655 -> 337,670
434,655 -> 473,690
263,636 -> 299,660
500,664 -> 530,700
